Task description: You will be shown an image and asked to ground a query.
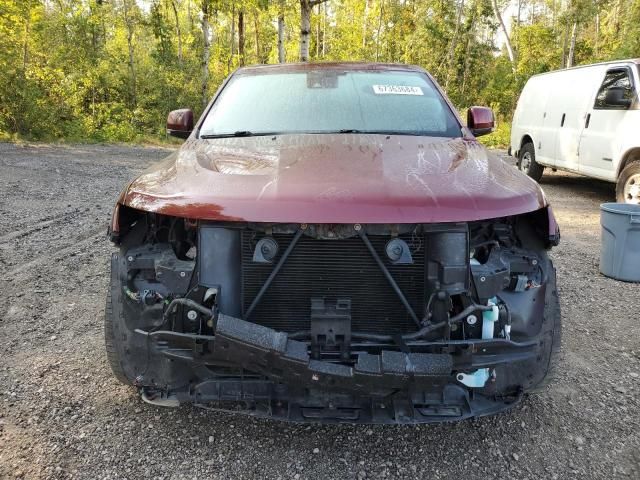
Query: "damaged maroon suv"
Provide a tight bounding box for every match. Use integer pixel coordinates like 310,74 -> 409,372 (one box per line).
106,63 -> 561,423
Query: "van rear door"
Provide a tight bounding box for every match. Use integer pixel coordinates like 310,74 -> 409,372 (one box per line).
578,66 -> 639,181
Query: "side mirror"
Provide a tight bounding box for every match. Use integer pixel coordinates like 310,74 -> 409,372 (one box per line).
604,87 -> 633,109
167,109 -> 194,139
467,106 -> 495,137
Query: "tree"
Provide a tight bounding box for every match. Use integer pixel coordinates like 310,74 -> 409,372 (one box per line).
170,0 -> 183,64
238,8 -> 245,65
567,19 -> 578,67
121,0 -> 138,107
278,0 -> 286,63
201,0 -> 215,108
0,0 -> 635,143
299,0 -> 328,61
491,0 -> 516,72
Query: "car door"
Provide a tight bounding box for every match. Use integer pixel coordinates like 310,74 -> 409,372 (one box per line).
578,66 -> 639,181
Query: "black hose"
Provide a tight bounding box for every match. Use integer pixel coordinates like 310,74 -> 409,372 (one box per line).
163,298 -> 214,322
288,303 -> 494,343
496,295 -> 511,325
401,304 -> 491,341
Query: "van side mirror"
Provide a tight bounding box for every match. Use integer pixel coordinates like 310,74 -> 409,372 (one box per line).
467,106 -> 495,137
604,87 -> 633,109
167,109 -> 194,139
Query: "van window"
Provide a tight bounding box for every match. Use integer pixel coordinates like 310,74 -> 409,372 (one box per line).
594,69 -> 634,109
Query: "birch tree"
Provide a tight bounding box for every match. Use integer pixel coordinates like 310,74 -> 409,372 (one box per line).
278,0 -> 285,63
566,20 -> 578,67
201,0 -> 214,108
299,0 -> 328,61
121,0 -> 138,107
2,0 -> 638,142
491,0 -> 516,72
170,0 -> 183,64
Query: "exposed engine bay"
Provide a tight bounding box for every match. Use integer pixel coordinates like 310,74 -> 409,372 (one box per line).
107,208 -> 560,423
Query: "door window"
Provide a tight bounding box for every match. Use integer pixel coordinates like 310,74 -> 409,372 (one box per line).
594,69 -> 635,110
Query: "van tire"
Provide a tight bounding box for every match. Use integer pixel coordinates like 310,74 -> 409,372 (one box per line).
518,142 -> 544,182
616,160 -> 640,204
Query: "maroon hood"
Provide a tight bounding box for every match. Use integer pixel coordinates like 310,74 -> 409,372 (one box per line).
121,134 -> 546,223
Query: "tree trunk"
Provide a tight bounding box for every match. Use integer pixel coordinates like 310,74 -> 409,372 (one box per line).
316,4 -> 320,58
299,0 -> 328,61
595,12 -> 600,58
278,8 -> 285,63
299,0 -> 312,61
375,0 -> 384,61
123,0 -> 137,107
201,0 -> 212,109
254,13 -> 260,63
444,0 -> 464,90
561,22 -> 568,67
231,4 -> 235,55
362,0 -> 369,49
567,20 -> 578,68
238,10 -> 245,65
322,0 -> 327,57
491,0 -> 516,71
22,0 -> 31,71
170,0 -> 183,64
517,0 -> 522,28
461,10 -> 478,100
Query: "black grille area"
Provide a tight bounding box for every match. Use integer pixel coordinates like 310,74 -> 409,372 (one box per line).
241,231 -> 425,334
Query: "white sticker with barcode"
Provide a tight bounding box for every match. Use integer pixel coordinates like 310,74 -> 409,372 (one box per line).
372,85 -> 424,95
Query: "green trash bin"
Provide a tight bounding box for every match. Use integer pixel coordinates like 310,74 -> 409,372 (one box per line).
600,203 -> 640,282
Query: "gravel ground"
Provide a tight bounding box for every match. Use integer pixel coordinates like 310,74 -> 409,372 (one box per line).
0,142 -> 638,480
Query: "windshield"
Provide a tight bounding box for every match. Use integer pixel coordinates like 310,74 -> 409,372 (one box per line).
199,69 -> 461,138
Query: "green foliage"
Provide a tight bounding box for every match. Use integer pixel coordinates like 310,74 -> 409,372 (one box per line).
0,0 -> 638,143
479,121 -> 511,149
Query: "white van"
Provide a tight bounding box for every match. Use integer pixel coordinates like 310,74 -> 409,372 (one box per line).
510,59 -> 640,204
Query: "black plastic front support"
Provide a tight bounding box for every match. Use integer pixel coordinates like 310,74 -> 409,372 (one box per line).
135,313 -> 538,397
173,380 -> 522,424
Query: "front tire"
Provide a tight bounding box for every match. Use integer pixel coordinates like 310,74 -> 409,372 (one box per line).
104,253 -> 134,385
527,259 -> 562,393
518,142 -> 544,182
616,160 -> 640,204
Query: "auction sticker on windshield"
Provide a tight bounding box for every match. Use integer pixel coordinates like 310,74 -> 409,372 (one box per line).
372,85 -> 424,95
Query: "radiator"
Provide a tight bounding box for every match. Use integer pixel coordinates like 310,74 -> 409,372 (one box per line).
241,231 -> 425,334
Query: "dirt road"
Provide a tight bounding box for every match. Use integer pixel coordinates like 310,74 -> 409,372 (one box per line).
0,143 -> 638,479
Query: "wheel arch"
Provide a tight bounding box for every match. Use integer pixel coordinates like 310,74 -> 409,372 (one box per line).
520,134 -> 534,150
514,134 -> 534,158
617,147 -> 640,178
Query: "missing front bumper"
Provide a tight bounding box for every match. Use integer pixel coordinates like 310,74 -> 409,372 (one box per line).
143,380 -> 522,424
134,313 -> 536,423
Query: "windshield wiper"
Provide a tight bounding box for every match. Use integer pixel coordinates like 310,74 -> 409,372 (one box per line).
335,129 -> 426,136
200,130 -> 271,139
